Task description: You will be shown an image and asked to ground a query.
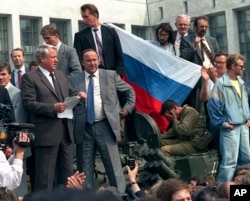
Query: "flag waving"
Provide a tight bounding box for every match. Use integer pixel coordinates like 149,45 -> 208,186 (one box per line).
108,24 -> 201,133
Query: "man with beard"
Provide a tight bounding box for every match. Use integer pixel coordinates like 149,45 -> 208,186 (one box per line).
153,23 -> 176,55
179,16 -> 219,112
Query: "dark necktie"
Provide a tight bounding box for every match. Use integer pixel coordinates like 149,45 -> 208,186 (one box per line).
200,39 -> 214,64
18,70 -> 22,88
87,74 -> 95,124
93,29 -> 105,67
49,72 -> 63,102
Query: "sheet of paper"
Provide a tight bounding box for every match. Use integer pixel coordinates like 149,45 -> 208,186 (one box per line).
57,96 -> 81,119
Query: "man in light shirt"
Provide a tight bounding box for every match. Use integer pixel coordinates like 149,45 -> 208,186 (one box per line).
0,132 -> 29,190
10,48 -> 28,89
174,14 -> 193,57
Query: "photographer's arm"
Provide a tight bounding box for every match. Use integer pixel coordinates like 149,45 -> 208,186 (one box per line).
0,150 -> 23,189
0,132 -> 28,189
126,163 -> 145,198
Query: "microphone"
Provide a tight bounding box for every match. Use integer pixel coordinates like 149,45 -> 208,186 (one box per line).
7,122 -> 35,129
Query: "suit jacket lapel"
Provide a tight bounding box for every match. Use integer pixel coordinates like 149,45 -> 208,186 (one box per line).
37,69 -> 59,100
81,71 -> 86,92
86,28 -> 96,50
205,36 -> 214,56
99,70 -> 107,102
190,34 -> 202,61
54,71 -> 67,100
57,44 -> 64,62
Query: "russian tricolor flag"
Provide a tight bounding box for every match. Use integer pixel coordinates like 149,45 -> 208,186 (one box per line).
109,24 -> 201,133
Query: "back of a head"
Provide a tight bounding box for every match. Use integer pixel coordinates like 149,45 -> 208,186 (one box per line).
22,188 -> 93,201
193,186 -> 219,201
156,179 -> 190,201
139,196 -> 161,201
92,188 -> 123,201
217,181 -> 236,199
0,187 -> 18,201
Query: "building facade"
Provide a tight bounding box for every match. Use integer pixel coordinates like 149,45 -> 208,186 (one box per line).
0,0 -> 250,80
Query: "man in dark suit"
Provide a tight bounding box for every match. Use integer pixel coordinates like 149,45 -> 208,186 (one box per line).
10,48 -> 29,89
69,49 -> 135,193
180,15 -> 219,111
73,3 -> 124,76
21,44 -> 87,192
40,24 -> 82,77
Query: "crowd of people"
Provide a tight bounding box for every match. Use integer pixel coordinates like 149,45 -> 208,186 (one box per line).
0,2 -> 250,201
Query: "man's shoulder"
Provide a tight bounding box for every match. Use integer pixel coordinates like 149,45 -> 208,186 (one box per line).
100,69 -> 116,76
75,27 -> 91,36
205,35 -> 218,42
8,83 -> 20,93
69,71 -> 85,81
183,104 -> 199,114
101,24 -> 118,35
59,43 -> 75,52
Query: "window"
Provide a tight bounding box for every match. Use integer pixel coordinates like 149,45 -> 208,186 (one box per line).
113,23 -> 125,30
78,20 -> 86,31
159,7 -> 163,20
212,0 -> 216,8
237,9 -> 250,82
183,1 -> 188,14
20,17 -> 39,67
209,14 -> 228,52
50,20 -> 68,44
0,16 -> 9,62
132,25 -> 146,39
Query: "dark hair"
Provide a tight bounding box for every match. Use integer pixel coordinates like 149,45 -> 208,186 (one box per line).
22,188 -> 93,201
214,51 -> 228,59
28,60 -> 39,71
80,4 -> 99,19
82,49 -> 98,61
93,188 -> 123,201
156,23 -> 174,44
194,186 -> 219,201
11,48 -> 24,57
193,16 -> 209,28
0,187 -> 18,201
0,61 -> 11,74
40,23 -> 59,36
160,100 -> 178,115
156,179 -> 190,201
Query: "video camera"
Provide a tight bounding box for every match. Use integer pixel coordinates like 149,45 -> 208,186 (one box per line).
0,103 -> 35,151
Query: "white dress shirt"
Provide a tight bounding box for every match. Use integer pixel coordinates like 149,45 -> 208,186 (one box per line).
14,65 -> 26,89
39,66 -> 55,89
85,70 -> 106,121
0,150 -> 23,189
175,31 -> 188,57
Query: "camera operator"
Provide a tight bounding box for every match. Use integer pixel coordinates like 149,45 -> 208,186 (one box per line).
0,132 -> 29,190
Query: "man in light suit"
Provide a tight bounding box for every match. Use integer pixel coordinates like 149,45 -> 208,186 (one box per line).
180,15 -> 219,112
0,61 -> 27,123
74,3 -> 124,76
21,44 -> 87,192
40,24 -> 82,77
69,49 -> 135,193
10,48 -> 29,89
0,61 -> 28,196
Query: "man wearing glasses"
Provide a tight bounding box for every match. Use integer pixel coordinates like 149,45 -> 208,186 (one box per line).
180,16 -> 219,112
200,51 -> 228,150
207,53 -> 250,184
